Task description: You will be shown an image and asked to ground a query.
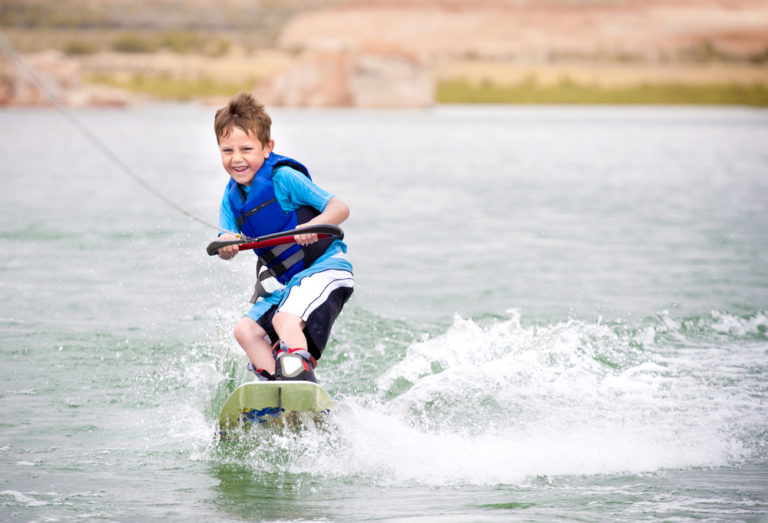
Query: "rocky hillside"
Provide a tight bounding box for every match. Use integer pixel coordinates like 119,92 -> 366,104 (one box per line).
257,0 -> 768,106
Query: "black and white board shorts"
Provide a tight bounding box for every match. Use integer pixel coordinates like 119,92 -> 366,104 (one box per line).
255,269 -> 354,361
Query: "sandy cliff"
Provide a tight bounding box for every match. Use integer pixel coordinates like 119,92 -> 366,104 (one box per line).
281,0 -> 768,61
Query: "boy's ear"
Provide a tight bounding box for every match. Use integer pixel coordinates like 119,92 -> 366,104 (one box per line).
264,139 -> 275,157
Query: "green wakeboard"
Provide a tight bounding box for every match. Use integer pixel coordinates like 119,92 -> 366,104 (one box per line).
217,381 -> 334,436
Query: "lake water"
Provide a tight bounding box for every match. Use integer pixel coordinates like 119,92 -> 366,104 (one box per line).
1,104 -> 767,521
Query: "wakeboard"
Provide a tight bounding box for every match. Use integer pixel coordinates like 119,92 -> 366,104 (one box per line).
217,381 -> 334,437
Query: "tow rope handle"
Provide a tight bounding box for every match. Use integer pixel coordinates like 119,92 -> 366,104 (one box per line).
206,224 -> 344,256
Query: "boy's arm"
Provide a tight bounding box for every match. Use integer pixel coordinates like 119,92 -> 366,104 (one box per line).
217,188 -> 241,260
274,166 -> 350,246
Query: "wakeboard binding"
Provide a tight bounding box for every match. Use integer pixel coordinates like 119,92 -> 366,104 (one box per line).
246,340 -> 318,382
273,341 -> 317,382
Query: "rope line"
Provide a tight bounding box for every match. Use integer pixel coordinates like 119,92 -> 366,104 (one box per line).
0,30 -> 228,236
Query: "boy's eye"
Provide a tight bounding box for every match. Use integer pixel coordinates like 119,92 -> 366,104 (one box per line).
221,148 -> 232,153
242,147 -> 253,152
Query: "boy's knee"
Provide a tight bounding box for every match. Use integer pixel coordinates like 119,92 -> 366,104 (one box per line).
234,317 -> 264,342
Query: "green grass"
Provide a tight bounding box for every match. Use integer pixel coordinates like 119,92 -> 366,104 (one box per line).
437,78 -> 768,107
109,30 -> 217,54
61,39 -> 100,55
86,73 -> 259,100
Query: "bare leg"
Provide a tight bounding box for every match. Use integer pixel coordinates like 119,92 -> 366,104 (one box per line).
234,317 -> 275,373
272,311 -> 308,350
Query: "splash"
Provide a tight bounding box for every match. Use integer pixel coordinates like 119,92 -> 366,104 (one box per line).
205,310 -> 768,487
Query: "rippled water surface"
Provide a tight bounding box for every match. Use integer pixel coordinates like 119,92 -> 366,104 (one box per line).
1,104 -> 767,521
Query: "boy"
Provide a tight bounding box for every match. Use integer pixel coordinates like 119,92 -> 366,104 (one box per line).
214,92 -> 353,382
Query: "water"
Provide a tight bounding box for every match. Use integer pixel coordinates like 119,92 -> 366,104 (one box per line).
1,104 -> 767,521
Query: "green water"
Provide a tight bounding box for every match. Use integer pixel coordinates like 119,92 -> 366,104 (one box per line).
1,105 -> 767,521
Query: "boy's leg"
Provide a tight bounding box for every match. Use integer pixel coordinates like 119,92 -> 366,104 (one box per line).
272,311 -> 308,350
271,312 -> 317,381
233,316 -> 276,374
241,269 -> 353,382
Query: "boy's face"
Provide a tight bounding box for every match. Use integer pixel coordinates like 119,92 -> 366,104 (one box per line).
219,126 -> 274,186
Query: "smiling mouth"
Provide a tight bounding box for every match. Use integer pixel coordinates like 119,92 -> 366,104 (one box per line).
232,166 -> 249,173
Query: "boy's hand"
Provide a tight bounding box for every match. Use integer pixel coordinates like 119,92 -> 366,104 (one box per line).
294,230 -> 319,246
293,197 -> 349,246
217,233 -> 241,260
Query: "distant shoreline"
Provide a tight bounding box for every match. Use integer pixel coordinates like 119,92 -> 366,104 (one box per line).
437,79 -> 768,107
3,48 -> 768,108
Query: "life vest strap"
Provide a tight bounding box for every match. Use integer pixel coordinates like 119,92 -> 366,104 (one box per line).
258,243 -> 292,265
260,250 -> 304,281
250,248 -> 305,302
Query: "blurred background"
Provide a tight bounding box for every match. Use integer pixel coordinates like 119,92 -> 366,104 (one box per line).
2,0 -> 768,108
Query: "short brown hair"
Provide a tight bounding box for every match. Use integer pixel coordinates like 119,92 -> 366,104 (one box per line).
214,92 -> 272,145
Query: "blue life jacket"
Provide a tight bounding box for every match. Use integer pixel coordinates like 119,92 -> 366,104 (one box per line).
225,153 -> 332,287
